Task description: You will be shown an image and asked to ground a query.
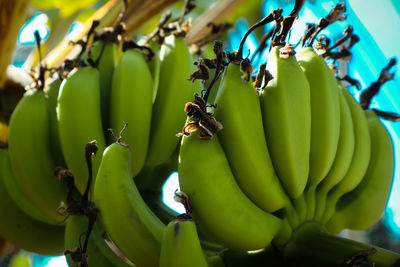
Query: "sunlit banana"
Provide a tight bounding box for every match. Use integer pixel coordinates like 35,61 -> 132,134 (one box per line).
178,133 -> 283,250
321,87 -> 371,224
325,109 -> 394,234
64,215 -> 131,267
306,84 -> 354,220
159,218 -> 209,267
145,35 -> 200,167
313,84 -> 355,221
297,46 -> 340,188
45,77 -> 66,167
57,66 -> 106,194
259,45 -> 311,199
94,141 -> 165,267
0,148 -> 65,255
214,62 -> 289,213
8,88 -> 67,221
110,48 -> 153,177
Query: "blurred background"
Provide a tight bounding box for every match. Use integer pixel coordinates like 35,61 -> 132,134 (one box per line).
1,0 -> 399,265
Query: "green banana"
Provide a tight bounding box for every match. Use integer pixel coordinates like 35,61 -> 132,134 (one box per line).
64,215 -> 131,267
45,77 -> 66,167
145,35 -> 200,167
94,142 -> 165,267
1,149 -> 59,225
159,218 -> 209,267
0,148 -> 65,255
110,48 -> 153,177
259,45 -> 311,199
8,88 -> 67,221
297,46 -> 341,188
57,66 -> 106,194
325,110 -> 394,234
313,85 -> 355,221
321,87 -> 371,224
91,40 -> 116,140
214,62 -> 289,213
178,133 -> 283,250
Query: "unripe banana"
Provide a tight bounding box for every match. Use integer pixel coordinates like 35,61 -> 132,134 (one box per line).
321,87 -> 371,224
57,66 -> 106,194
160,218 -> 209,267
313,85 -> 355,221
325,110 -> 394,234
306,84 -> 355,220
45,78 -> 66,167
94,142 -> 165,267
8,89 -> 67,221
145,35 -> 200,167
297,47 -> 340,187
147,40 -> 160,103
91,40 -> 116,138
0,149 -> 65,255
1,149 -> 59,225
178,133 -> 283,250
214,62 -> 289,212
110,49 -> 153,177
65,215 -> 131,267
259,46 -> 311,199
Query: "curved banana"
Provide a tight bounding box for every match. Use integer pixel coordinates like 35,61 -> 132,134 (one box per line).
0,148 -> 65,255
64,215 -> 131,267
94,142 -> 165,267
313,85 -> 355,221
214,62 -> 289,212
297,47 -> 340,188
1,149 -> 60,225
259,45 -> 311,199
91,40 -> 116,139
110,48 -> 153,177
145,35 -> 200,167
147,40 -> 160,103
57,66 -> 106,194
8,88 -> 67,221
325,110 -> 394,234
178,133 -> 283,250
45,78 -> 66,167
160,218 -> 209,267
321,87 -> 371,224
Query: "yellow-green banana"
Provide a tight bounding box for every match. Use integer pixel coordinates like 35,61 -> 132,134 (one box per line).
0,149 -> 65,255
159,218 -> 209,267
110,48 -> 153,177
321,87 -> 371,224
214,62 -> 289,212
313,85 -> 355,221
57,66 -> 106,194
297,47 -> 340,187
1,149 -> 59,225
145,35 -> 200,167
306,84 -> 354,220
64,215 -> 131,267
325,110 -> 394,234
178,133 -> 283,250
8,88 -> 67,221
94,142 -> 165,267
259,46 -> 311,199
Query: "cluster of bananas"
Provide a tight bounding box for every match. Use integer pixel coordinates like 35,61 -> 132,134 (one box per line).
1,3 -> 399,267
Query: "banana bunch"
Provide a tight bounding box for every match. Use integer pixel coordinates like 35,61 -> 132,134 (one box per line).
1,1 -> 400,266
178,40 -> 397,253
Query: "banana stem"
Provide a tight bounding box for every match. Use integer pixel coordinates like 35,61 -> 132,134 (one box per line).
283,222 -> 400,267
